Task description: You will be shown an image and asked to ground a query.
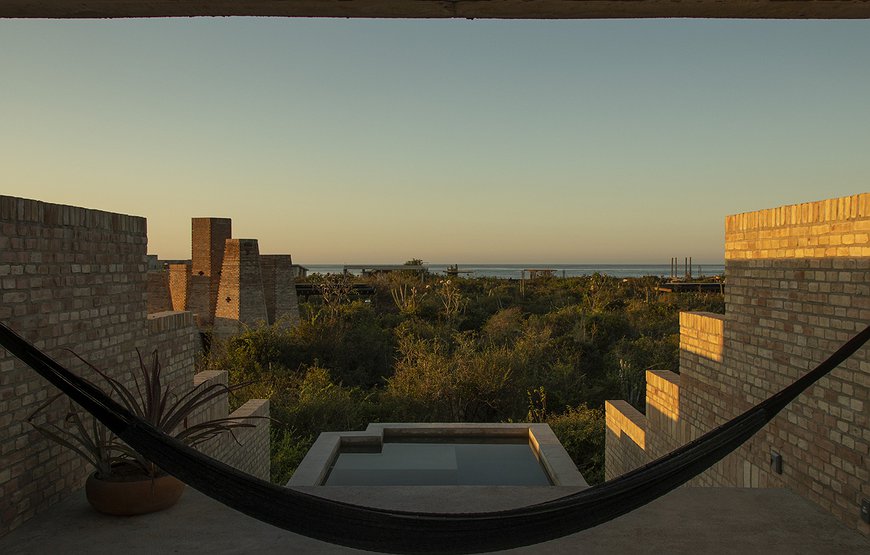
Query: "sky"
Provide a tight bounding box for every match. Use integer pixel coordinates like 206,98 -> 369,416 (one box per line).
2,18 -> 869,264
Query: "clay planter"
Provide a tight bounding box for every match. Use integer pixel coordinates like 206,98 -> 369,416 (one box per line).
85,472 -> 185,516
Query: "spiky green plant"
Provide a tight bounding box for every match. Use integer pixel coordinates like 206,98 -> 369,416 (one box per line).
28,349 -> 259,479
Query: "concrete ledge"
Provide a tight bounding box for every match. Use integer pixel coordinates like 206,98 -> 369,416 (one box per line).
192,369 -> 225,387
147,311 -> 195,333
230,398 -> 270,419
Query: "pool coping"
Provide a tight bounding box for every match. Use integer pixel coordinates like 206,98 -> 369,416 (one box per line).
287,422 -> 588,487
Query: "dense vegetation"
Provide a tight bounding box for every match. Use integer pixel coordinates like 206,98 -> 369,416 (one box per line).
200,270 -> 723,485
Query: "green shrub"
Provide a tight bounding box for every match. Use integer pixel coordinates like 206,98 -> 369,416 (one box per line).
548,404 -> 605,485
270,429 -> 314,484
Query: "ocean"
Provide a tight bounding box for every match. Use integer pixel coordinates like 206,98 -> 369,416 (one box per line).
300,263 -> 725,280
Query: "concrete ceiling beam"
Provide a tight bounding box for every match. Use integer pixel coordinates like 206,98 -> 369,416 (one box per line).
2,1 -> 870,20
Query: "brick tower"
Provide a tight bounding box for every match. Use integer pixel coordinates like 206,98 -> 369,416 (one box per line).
259,254 -> 301,327
213,239 -> 269,337
189,218 -> 232,325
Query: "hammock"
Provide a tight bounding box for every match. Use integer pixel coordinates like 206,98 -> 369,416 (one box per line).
1,321 -> 867,554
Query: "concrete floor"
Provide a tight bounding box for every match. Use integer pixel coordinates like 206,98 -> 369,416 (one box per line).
1,486 -> 868,554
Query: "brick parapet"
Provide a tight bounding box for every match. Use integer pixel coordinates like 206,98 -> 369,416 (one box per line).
0,196 -> 146,234
604,400 -> 646,450
187,370 -> 228,432
726,193 -> 870,260
604,400 -> 650,480
225,399 -> 271,480
185,372 -> 270,481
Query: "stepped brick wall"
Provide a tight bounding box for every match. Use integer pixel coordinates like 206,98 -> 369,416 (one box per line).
606,193 -> 870,536
604,400 -> 647,479
0,197 -> 269,537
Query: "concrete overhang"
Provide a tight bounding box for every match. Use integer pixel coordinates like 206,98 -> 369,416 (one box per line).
2,1 -> 870,20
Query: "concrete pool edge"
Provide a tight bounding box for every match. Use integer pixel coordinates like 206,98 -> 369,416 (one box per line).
287,423 -> 588,487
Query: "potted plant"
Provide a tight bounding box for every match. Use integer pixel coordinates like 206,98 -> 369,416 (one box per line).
28,350 -> 256,516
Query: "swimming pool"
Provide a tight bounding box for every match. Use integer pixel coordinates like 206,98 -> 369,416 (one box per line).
323,437 -> 552,486
288,423 -> 587,487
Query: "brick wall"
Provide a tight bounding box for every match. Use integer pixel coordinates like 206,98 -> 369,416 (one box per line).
221,399 -> 270,480
606,193 -> 870,535
167,263 -> 190,312
146,311 -> 199,390
0,197 -> 269,537
0,196 -> 148,534
186,274 -> 211,327
186,370 -> 271,481
259,254 -> 301,327
146,271 -> 172,314
604,400 -> 647,480
644,370 -> 681,456
147,313 -> 270,479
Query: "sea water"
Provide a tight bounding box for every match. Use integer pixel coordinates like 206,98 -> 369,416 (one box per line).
301,263 -> 725,279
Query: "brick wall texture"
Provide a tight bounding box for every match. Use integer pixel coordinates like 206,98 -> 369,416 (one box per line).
0,197 -> 269,537
214,239 -> 268,338
167,263 -> 190,312
190,218 -> 231,325
259,254 -> 301,328
606,193 -> 870,536
146,270 -> 173,314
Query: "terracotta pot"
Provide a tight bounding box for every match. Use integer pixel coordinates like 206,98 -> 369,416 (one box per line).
85,472 -> 185,516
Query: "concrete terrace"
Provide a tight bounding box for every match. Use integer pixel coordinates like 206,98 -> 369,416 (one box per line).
1,486 -> 868,554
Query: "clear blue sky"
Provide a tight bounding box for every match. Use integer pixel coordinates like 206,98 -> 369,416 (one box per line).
2,18 -> 869,263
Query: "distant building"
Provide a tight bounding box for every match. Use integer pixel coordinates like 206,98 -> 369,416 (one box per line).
524,268 -> 556,279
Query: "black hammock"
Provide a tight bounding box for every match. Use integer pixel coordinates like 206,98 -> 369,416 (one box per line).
2,321 -> 868,554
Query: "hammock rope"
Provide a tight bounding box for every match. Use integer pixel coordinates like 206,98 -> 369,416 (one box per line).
2,321 -> 868,554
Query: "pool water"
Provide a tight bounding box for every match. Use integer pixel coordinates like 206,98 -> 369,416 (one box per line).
323,438 -> 552,486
